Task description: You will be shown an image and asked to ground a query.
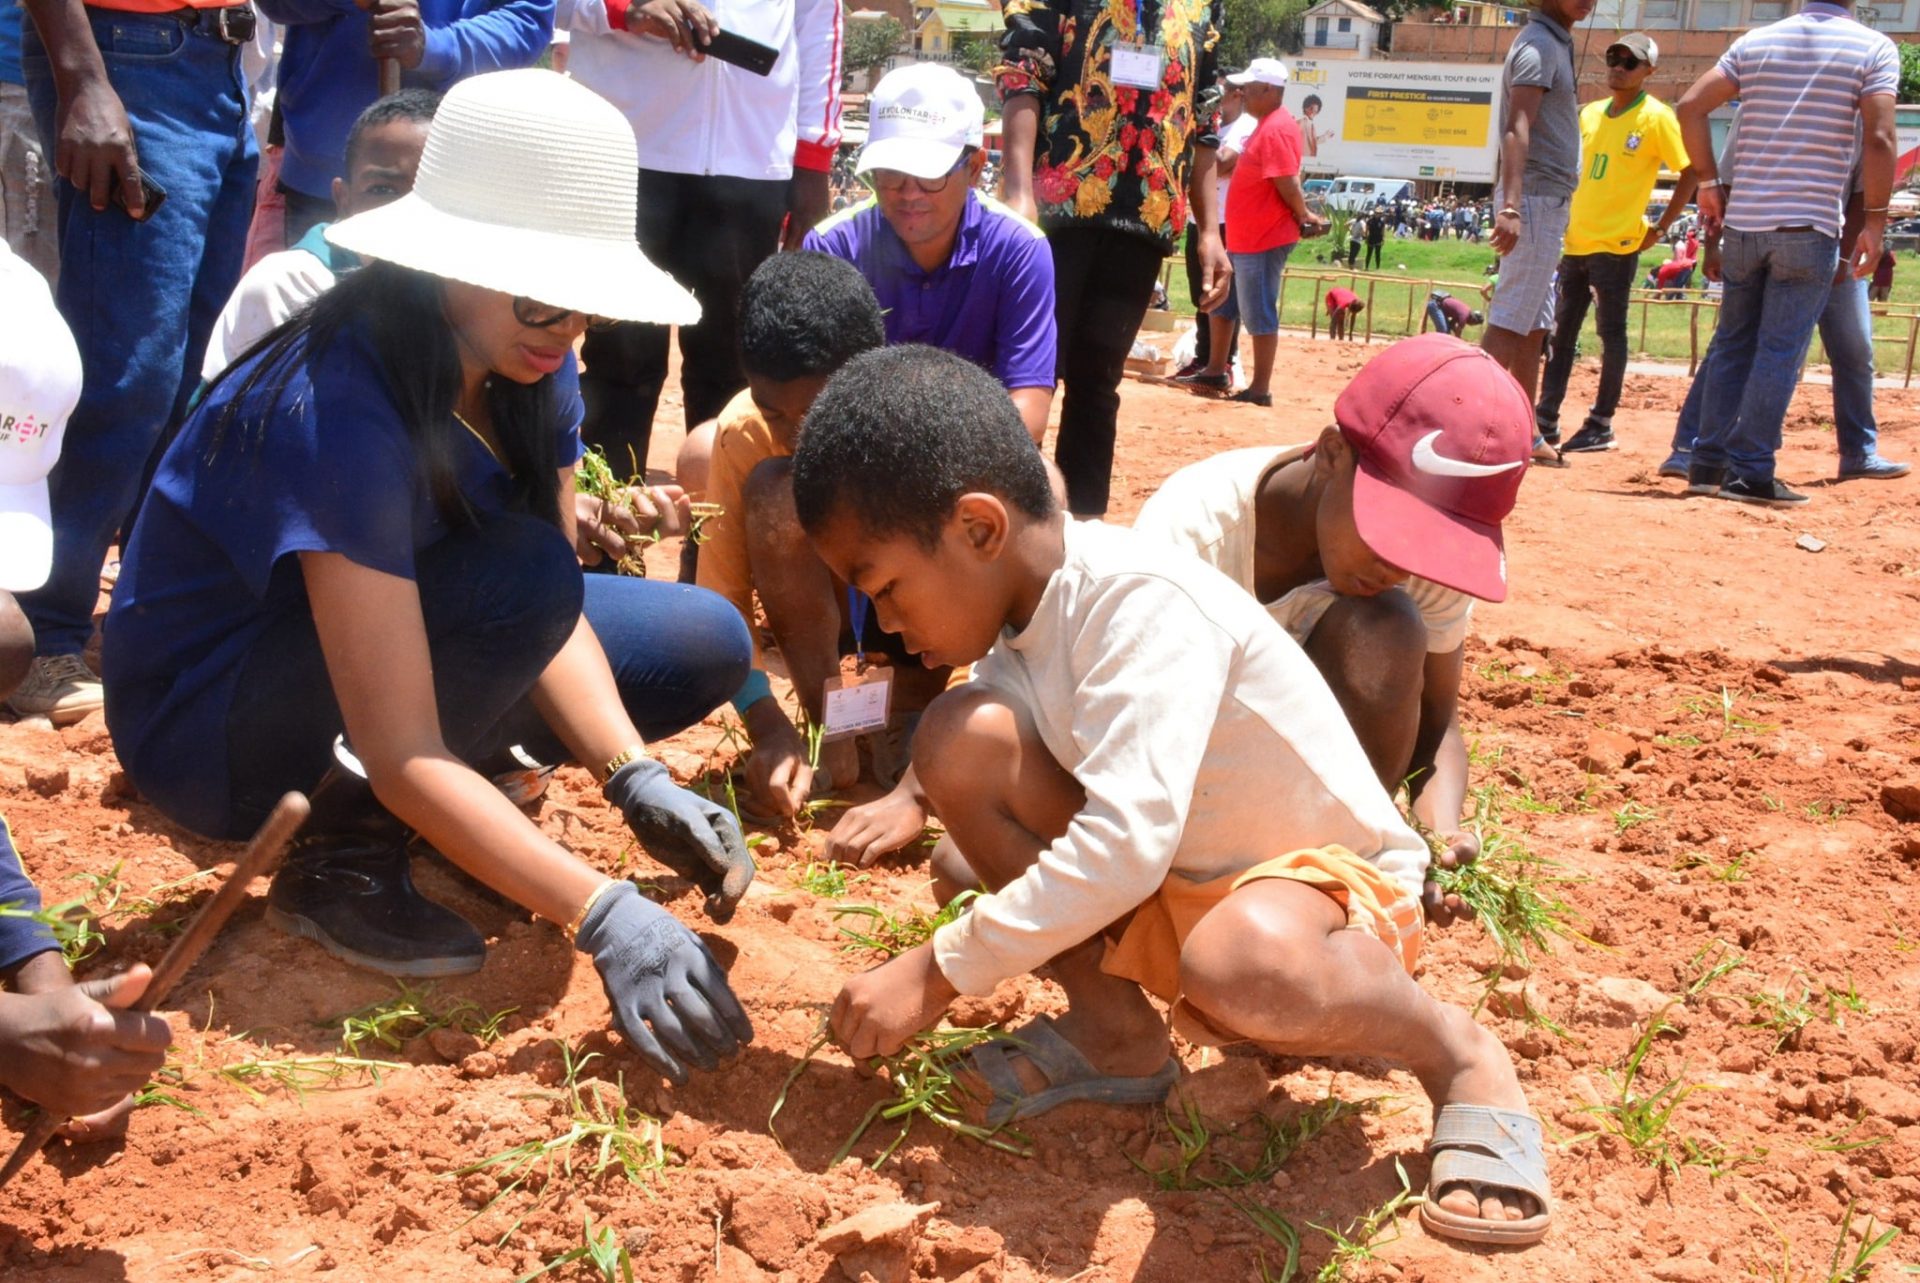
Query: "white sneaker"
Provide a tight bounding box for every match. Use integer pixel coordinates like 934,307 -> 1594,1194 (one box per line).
6,654 -> 104,726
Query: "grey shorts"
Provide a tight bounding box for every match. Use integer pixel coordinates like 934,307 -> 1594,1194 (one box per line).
1487,193 -> 1570,335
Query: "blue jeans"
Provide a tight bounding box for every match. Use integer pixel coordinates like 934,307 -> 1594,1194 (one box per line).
1670,271 -> 1881,466
20,12 -> 258,656
1692,229 -> 1839,484
188,517 -> 751,840
1226,243 -> 1296,336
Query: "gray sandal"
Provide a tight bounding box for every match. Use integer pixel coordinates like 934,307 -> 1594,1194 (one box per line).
968,1016 -> 1179,1128
1418,1104 -> 1553,1246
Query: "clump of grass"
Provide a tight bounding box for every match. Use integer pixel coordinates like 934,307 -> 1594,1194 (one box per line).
1230,1197 -> 1302,1283
1579,1006 -> 1734,1177
789,860 -> 866,899
1427,814 -> 1589,1021
1137,1093 -> 1374,1191
1673,849 -> 1752,884
454,1043 -> 671,1237
1679,685 -> 1778,737
1804,800 -> 1850,824
334,980 -> 517,1057
834,889 -> 979,959
1226,1162 -> 1423,1282
1745,972 -> 1868,1052
771,1021 -> 1030,1168
516,1213 -> 634,1283
3,862 -> 224,966
208,1053 -> 406,1101
1680,939 -> 1746,1002
1743,1196 -> 1904,1283
1613,801 -> 1660,833
575,446 -> 722,577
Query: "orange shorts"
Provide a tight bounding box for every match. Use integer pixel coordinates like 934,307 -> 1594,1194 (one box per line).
1101,845 -> 1425,1045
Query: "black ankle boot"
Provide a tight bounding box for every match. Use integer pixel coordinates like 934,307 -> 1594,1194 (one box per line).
267,740 -> 487,977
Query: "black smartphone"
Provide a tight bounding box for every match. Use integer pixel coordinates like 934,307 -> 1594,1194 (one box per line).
703,27 -> 778,76
109,173 -> 168,223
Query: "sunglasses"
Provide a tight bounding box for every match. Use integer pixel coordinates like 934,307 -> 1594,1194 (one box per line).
513,296 -> 617,334
865,149 -> 973,196
1606,51 -> 1644,70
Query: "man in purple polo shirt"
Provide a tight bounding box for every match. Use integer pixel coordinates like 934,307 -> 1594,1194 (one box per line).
804,63 -> 1057,442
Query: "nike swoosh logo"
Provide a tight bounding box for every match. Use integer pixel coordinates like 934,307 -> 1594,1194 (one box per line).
1410,431 -> 1526,479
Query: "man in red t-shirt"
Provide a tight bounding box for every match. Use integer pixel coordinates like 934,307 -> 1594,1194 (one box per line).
1325,285 -> 1365,339
1216,58 -> 1326,405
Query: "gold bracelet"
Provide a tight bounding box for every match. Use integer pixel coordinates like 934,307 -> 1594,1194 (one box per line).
600,743 -> 646,783
565,877 -> 621,941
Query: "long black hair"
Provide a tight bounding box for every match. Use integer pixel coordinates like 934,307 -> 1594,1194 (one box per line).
202,260 -> 561,529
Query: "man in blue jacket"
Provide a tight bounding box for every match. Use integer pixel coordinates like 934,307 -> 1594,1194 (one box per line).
258,0 -> 552,242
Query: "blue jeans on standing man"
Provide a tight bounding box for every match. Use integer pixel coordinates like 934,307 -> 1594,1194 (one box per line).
1689,228 -> 1840,486
1668,271 -> 1887,471
21,10 -> 258,657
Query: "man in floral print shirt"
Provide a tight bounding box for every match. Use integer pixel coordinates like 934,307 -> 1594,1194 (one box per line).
998,0 -> 1232,518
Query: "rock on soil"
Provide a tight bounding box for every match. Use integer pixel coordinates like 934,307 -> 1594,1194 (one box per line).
1572,976 -> 1671,1029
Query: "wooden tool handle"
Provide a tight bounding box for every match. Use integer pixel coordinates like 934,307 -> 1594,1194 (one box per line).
0,792 -> 309,1190
378,57 -> 401,96
136,792 -> 309,1012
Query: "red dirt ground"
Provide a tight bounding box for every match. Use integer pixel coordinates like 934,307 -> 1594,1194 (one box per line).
2,335 -> 1917,1282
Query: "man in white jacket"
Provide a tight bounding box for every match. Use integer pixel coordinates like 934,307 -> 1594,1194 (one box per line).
559,0 -> 841,473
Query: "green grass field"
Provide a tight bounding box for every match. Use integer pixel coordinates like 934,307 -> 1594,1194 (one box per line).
1171,232 -> 1920,376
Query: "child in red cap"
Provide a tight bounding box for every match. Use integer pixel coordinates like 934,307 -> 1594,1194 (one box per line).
1136,332 -> 1535,927
792,343 -> 1550,1249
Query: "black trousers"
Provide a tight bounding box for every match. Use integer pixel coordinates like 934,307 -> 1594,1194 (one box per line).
1365,240 -> 1383,270
579,169 -> 788,473
1050,226 -> 1165,517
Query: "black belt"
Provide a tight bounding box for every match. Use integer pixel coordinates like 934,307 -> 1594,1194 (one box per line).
172,4 -> 257,44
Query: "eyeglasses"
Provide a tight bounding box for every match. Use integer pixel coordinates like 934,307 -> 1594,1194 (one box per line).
865,150 -> 972,195
1606,51 -> 1643,69
512,296 -> 617,333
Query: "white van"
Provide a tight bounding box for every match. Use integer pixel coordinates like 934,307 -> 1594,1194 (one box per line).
1323,176 -> 1415,211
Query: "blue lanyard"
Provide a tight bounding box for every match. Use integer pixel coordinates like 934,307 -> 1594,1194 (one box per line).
847,586 -> 870,668
1128,0 -> 1154,41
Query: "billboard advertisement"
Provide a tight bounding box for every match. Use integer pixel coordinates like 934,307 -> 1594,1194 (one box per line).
1288,59 -> 1505,184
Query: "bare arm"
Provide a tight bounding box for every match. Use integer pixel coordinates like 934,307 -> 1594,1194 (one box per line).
1000,96 -> 1041,223
1010,387 -> 1052,444
1675,69 -> 1737,234
1189,146 -> 1233,309
1855,92 -> 1897,279
1408,644 -> 1476,927
1490,83 -> 1543,253
1271,172 -> 1321,227
20,0 -> 144,214
300,551 -> 610,925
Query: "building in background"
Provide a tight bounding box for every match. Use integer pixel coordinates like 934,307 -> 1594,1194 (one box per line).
1302,0 -> 1387,58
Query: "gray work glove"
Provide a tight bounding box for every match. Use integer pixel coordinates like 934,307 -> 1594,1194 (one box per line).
575,881 -> 753,1084
603,757 -> 754,922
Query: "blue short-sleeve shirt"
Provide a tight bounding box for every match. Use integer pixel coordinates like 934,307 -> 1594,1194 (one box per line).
804,191 -> 1058,392
102,329 -> 584,837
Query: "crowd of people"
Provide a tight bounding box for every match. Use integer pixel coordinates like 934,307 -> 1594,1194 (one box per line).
0,0 -> 1908,1254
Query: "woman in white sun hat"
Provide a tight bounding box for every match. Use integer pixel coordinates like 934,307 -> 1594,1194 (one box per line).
100,70 -> 756,1086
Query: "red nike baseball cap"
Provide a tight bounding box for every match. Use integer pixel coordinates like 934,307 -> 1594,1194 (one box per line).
1332,333 -> 1534,602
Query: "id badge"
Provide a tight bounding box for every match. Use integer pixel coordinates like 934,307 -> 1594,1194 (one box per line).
1111,41 -> 1165,89
822,666 -> 893,742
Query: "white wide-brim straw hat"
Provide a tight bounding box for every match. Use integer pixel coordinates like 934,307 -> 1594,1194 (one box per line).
327,69 -> 699,327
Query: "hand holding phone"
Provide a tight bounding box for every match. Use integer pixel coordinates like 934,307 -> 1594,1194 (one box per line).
109,173 -> 168,224
626,0 -> 718,57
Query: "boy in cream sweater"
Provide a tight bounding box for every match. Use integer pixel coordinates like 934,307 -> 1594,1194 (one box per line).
791,344 -> 1551,1247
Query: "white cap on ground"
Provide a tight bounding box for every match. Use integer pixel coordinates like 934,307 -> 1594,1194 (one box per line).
857,63 -> 985,180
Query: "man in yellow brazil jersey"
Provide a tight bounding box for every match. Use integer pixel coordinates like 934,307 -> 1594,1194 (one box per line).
1534,32 -> 1698,456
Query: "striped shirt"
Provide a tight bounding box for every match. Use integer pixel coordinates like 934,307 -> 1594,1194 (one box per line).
1715,1 -> 1897,237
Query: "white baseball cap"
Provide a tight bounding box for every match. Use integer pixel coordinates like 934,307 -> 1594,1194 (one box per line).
0,244 -> 80,595
857,64 -> 985,181
1227,58 -> 1289,88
